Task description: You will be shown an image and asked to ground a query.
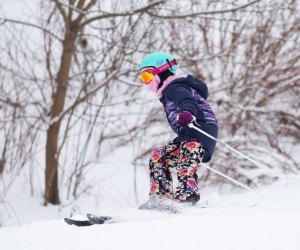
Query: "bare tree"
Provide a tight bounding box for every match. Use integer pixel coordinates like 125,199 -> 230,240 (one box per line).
0,0 -> 166,205
42,0 -> 169,204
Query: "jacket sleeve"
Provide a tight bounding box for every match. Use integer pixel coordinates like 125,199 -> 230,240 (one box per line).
166,84 -> 198,116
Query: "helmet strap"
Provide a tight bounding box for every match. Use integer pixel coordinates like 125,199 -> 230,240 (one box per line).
157,69 -> 174,89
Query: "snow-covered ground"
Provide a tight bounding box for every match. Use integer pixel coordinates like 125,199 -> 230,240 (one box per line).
1,174 -> 300,250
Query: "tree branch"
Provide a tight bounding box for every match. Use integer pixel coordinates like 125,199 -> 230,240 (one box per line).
52,0 -> 69,27
0,17 -> 63,42
76,0 -> 86,10
57,1 -> 87,15
147,0 -> 262,19
78,0 -> 165,28
74,0 -> 96,25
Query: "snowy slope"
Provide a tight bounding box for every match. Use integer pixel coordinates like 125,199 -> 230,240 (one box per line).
1,175 -> 300,250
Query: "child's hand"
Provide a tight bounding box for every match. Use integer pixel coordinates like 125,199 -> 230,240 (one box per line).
177,111 -> 195,126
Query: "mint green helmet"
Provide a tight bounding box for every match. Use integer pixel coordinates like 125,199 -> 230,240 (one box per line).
139,51 -> 177,74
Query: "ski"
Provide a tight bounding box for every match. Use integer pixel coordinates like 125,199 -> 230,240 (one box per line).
64,199 -> 209,226
64,217 -> 92,227
64,214 -> 113,227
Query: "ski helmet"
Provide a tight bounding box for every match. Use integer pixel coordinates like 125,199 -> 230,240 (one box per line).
139,51 -> 177,74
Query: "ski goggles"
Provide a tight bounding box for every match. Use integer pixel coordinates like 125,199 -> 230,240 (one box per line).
140,59 -> 177,84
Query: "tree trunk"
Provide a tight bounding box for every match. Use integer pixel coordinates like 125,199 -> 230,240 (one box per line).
45,29 -> 76,205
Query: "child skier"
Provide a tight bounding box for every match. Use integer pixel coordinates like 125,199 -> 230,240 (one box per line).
139,52 -> 218,209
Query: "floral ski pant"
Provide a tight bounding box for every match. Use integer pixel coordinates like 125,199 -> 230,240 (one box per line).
149,140 -> 205,202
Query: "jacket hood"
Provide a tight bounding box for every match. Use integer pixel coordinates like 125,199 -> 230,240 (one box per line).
185,75 -> 208,100
163,75 -> 208,100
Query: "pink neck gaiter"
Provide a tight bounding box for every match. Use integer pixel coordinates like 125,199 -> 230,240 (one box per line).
147,75 -> 177,98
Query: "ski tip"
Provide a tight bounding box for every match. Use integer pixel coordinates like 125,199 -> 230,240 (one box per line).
64,217 -> 92,227
64,217 -> 73,225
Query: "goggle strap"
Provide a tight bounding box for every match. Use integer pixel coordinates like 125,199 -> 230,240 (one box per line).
151,59 -> 177,75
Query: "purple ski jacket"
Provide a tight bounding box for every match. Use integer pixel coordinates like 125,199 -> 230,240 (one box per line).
160,75 -> 218,162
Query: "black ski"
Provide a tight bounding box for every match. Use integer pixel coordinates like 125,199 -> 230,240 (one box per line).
64,214 -> 113,227
64,217 -> 92,227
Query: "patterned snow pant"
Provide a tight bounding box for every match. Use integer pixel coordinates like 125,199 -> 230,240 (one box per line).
149,140 -> 205,202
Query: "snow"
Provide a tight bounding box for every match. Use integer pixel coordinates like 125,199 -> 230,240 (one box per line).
1,175 -> 300,250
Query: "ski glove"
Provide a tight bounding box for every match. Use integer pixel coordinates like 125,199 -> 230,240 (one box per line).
177,111 -> 195,126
